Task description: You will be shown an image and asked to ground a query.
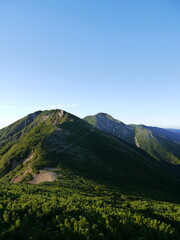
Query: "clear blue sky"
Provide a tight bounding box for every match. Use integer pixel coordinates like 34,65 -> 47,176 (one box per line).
0,0 -> 180,128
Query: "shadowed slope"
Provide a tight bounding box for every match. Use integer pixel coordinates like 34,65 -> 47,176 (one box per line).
0,110 -> 180,201
84,113 -> 180,178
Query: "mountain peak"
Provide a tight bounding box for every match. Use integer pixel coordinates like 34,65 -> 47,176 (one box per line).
95,112 -> 122,122
84,113 -> 135,144
0,109 -> 180,201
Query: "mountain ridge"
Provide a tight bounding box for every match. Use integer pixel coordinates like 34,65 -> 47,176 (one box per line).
0,109 -> 179,201
84,112 -> 180,178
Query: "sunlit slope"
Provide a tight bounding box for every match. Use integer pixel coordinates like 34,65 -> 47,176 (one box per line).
133,126 -> 180,165
0,110 -> 180,198
84,113 -> 180,175
84,113 -> 135,144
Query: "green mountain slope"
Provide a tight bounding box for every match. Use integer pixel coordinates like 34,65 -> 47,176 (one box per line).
84,113 -> 180,177
84,113 -> 135,144
0,110 -> 180,200
133,126 -> 180,164
0,110 -> 180,240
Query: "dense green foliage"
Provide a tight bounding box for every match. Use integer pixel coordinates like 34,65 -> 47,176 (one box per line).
0,109 -> 180,240
0,178 -> 179,240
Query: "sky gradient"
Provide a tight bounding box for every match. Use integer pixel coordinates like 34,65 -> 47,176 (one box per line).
0,0 -> 180,128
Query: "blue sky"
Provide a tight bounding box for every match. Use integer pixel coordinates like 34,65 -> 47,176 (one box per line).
0,0 -> 180,128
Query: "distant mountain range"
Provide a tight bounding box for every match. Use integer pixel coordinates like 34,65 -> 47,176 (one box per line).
84,113 -> 180,173
0,109 -> 180,200
166,128 -> 180,134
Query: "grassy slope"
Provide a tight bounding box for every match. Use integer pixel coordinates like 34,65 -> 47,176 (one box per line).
133,126 -> 180,164
0,110 -> 180,239
84,113 -> 135,144
0,110 -> 55,177
84,114 -> 180,171
0,110 -> 180,201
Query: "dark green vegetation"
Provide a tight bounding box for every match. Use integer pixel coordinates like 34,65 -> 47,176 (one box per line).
0,177 -> 180,240
84,113 -> 180,177
0,110 -> 180,239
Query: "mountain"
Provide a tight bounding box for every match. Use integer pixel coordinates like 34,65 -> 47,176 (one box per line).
166,128 -> 180,134
132,125 -> 180,164
84,113 -> 135,144
84,113 -> 180,177
1,110 -> 180,240
0,109 -> 180,200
